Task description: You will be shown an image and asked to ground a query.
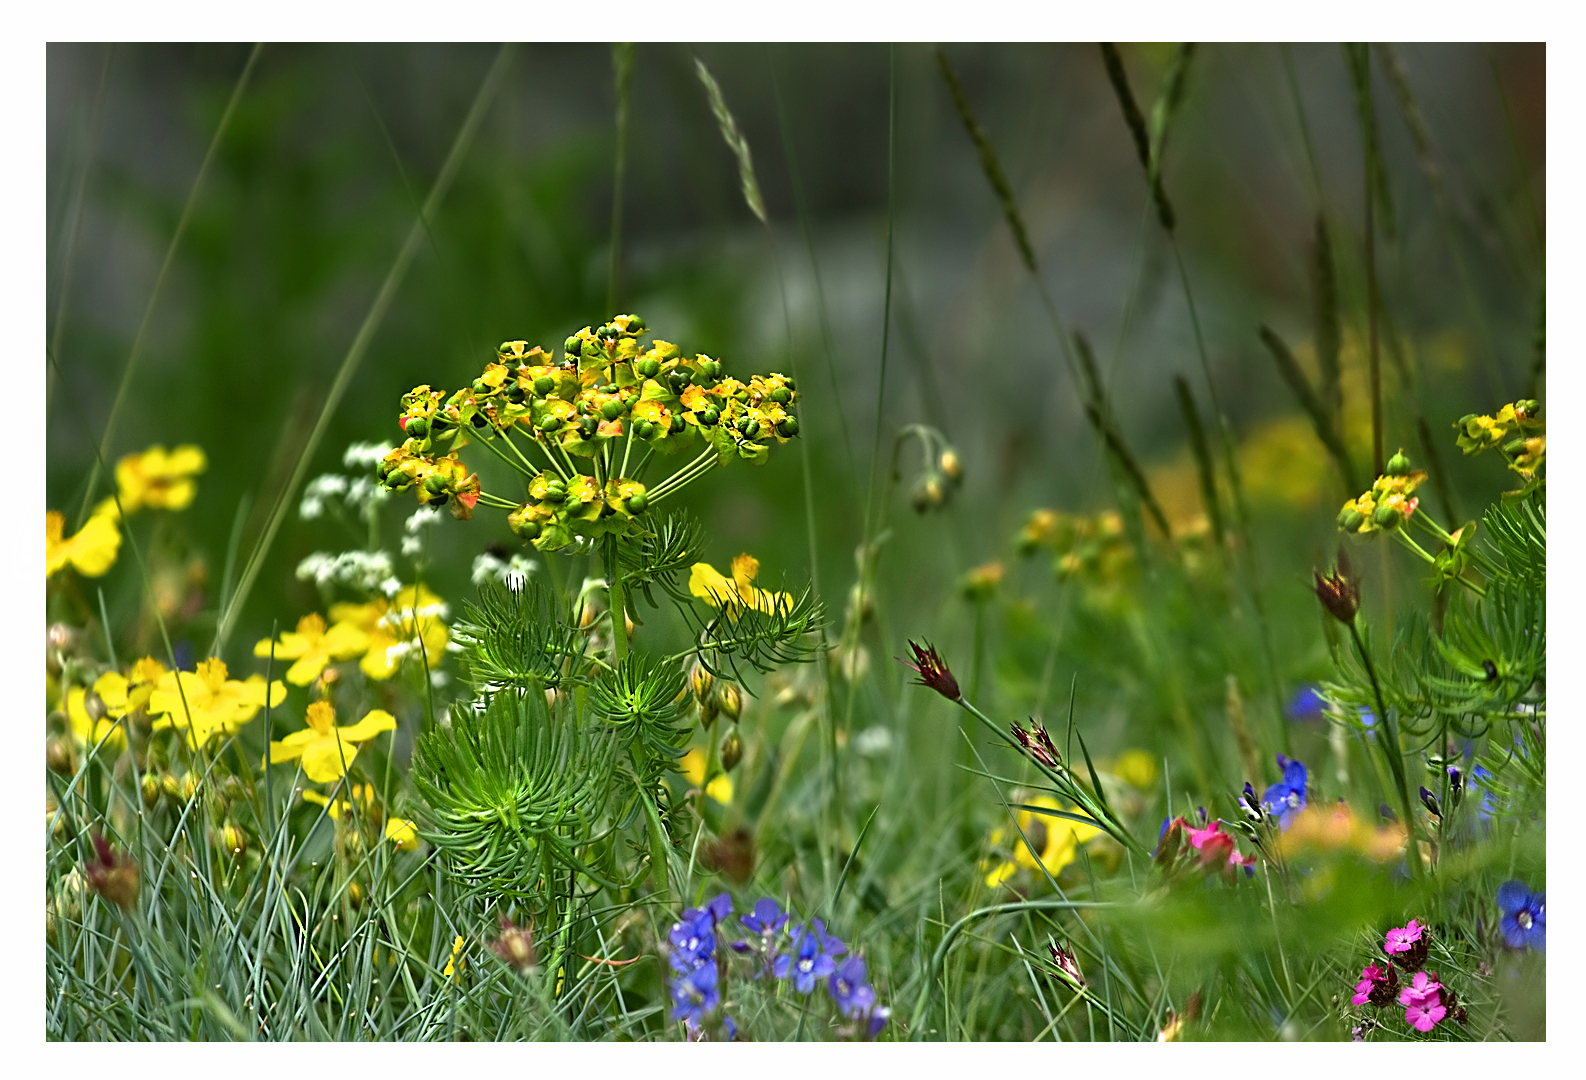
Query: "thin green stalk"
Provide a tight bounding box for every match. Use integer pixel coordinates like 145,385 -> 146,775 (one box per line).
77,43 -> 264,530
606,43 -> 635,313
212,44 -> 512,655
1346,620 -> 1421,879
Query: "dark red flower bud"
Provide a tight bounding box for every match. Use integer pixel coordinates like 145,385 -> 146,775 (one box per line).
898,640 -> 961,702
1314,546 -> 1360,624
83,833 -> 139,911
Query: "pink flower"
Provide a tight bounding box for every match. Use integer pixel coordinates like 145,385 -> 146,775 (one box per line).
1384,919 -> 1424,955
1352,963 -> 1391,1006
1397,971 -> 1445,1032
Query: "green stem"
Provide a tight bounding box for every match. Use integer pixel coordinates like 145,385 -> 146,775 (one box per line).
605,535 -> 628,664
1347,620 -> 1421,879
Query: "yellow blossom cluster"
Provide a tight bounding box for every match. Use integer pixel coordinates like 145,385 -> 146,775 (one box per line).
1455,400 -> 1544,482
1337,450 -> 1426,535
378,315 -> 800,552
1017,508 -> 1134,587
254,586 -> 448,686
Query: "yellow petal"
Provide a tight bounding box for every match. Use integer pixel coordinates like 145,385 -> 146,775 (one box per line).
386,818 -> 420,852
166,445 -> 207,477
93,672 -> 131,716
301,736 -> 356,783
66,513 -> 122,577
679,747 -> 706,786
285,654 -> 329,687
985,861 -> 1018,888
337,709 -> 397,743
45,512 -> 68,576
305,701 -> 337,735
323,620 -> 370,660
730,553 -> 760,593
705,774 -> 733,805
688,562 -> 738,609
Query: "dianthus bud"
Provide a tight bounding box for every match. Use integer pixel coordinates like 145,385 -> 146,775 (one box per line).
489,916 -> 538,975
1048,941 -> 1085,987
1313,548 -> 1360,625
720,729 -> 743,771
898,640 -> 961,702
84,833 -> 139,911
688,661 -> 714,703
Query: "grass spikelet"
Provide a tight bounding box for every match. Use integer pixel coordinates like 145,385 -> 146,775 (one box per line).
1257,324 -> 1359,494
1172,374 -> 1223,544
694,57 -> 767,224
935,46 -> 1037,273
1310,214 -> 1342,425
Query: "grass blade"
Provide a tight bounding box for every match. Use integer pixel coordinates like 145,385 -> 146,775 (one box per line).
1172,375 -> 1224,545
935,46 -> 1037,273
1257,324 -> 1359,493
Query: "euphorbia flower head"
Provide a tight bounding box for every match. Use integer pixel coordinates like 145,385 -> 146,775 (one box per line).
898,640 -> 961,701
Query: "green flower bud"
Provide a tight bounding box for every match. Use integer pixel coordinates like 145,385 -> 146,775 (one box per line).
636,357 -> 661,378
405,416 -> 429,438
720,730 -> 743,771
667,369 -> 691,393
543,480 -> 566,502
579,416 -> 599,438
776,416 -> 799,438
738,417 -> 761,439
601,399 -> 623,421
513,518 -> 542,540
626,492 -> 648,514
423,474 -> 449,495
1338,507 -> 1365,532
783,376 -> 796,390
565,336 -> 581,357
634,419 -> 655,439
700,406 -> 720,427
627,314 -> 646,332
1371,503 -> 1401,530
539,414 -> 562,433
472,377 -> 491,394
600,324 -> 618,340
504,383 -> 526,404
533,375 -> 556,396
769,387 -> 792,404
1385,450 -> 1412,477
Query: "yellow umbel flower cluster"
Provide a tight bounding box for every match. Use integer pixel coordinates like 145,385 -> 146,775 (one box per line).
378,315 -> 800,553
1337,450 -> 1426,535
1455,400 -> 1545,483
1017,508 -> 1134,586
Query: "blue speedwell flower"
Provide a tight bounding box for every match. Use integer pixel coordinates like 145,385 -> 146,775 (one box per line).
1497,880 -> 1545,952
668,908 -> 717,972
1285,684 -> 1326,722
1469,764 -> 1498,824
774,921 -> 838,993
739,897 -> 789,938
828,955 -> 877,1018
670,960 -> 720,1025
1261,754 -> 1308,832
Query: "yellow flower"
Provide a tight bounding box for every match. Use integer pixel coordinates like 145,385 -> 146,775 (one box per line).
329,585 -> 449,681
254,613 -> 369,686
45,509 -> 121,578
114,444 -> 207,513
267,701 -> 396,783
147,659 -> 285,749
66,688 -> 127,752
92,658 -> 169,718
680,747 -> 733,805
689,553 -> 793,620
443,935 -> 466,981
1278,804 -> 1407,863
1110,749 -> 1159,791
983,796 -> 1101,888
302,783 -> 376,819
385,818 -> 420,852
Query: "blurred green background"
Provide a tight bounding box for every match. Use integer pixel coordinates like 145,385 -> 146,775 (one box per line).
45,42 -> 1544,778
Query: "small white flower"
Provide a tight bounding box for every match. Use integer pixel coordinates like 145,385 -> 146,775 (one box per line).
405,507 -> 442,533
852,727 -> 894,756
429,670 -> 450,689
292,550 -> 397,592
343,442 -> 394,470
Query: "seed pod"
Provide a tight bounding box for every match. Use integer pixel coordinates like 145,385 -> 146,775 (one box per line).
579,416 -> 599,438
601,398 -> 623,421
634,419 -> 655,440
769,386 -> 791,404
405,416 -> 429,438
564,336 -> 581,357
543,480 -> 566,502
776,416 -> 799,438
713,681 -> 743,722
539,414 -> 562,433
739,418 -> 761,439
1338,507 -> 1365,532
636,357 -> 661,378
670,413 -> 687,434
626,492 -> 648,514
1386,450 -> 1412,477
1371,503 -> 1401,530
533,375 -> 556,396
700,406 -> 720,427
720,730 -> 743,771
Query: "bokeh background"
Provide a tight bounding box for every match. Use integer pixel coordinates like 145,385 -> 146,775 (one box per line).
45,42 -> 1544,775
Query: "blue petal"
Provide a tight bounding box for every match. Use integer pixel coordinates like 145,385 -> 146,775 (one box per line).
1496,879 -> 1531,916
1283,758 -> 1308,790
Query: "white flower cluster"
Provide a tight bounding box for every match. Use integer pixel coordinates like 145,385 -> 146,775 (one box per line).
402,507 -> 443,557
295,550 -> 401,596
299,474 -> 348,520
471,551 -> 540,589
343,442 -> 393,470
300,467 -> 390,523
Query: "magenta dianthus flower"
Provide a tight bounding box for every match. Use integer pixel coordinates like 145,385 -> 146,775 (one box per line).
1351,963 -> 1396,1007
1384,919 -> 1424,955
1397,971 -> 1446,1032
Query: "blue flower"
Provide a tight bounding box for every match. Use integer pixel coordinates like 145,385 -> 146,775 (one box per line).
828,954 -> 877,1018
670,960 -> 720,1024
704,891 -> 733,922
1497,880 -> 1545,952
723,1015 -> 739,1041
773,921 -> 837,993
866,1004 -> 892,1039
1285,684 -> 1326,722
1469,765 -> 1497,824
668,907 -> 717,973
1261,754 -> 1308,831
739,897 -> 789,938
799,917 -> 847,958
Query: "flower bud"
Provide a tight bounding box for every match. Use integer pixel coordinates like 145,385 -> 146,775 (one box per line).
700,406 -> 720,427
720,729 -> 743,771
689,661 -> 714,703
636,357 -> 661,379
769,386 -> 791,404
776,416 -> 799,438
626,492 -> 648,514
533,375 -> 556,396
219,823 -> 246,856
713,681 -> 743,722
1419,787 -> 1441,818
601,399 -> 624,421
141,771 -> 162,807
84,834 -> 139,911
564,336 -> 581,357
181,771 -> 200,802
1338,507 -> 1365,532
1385,450 -> 1412,477
939,448 -> 963,484
539,414 -> 562,433
489,916 -> 538,975
578,416 -> 599,438
405,415 -> 429,438
161,772 -> 182,800
1371,503 -> 1401,530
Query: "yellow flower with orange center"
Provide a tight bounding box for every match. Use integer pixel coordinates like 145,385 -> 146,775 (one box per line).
267,701 -> 396,783
147,659 -> 285,749
254,612 -> 369,686
689,553 -> 793,621
45,510 -> 121,578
